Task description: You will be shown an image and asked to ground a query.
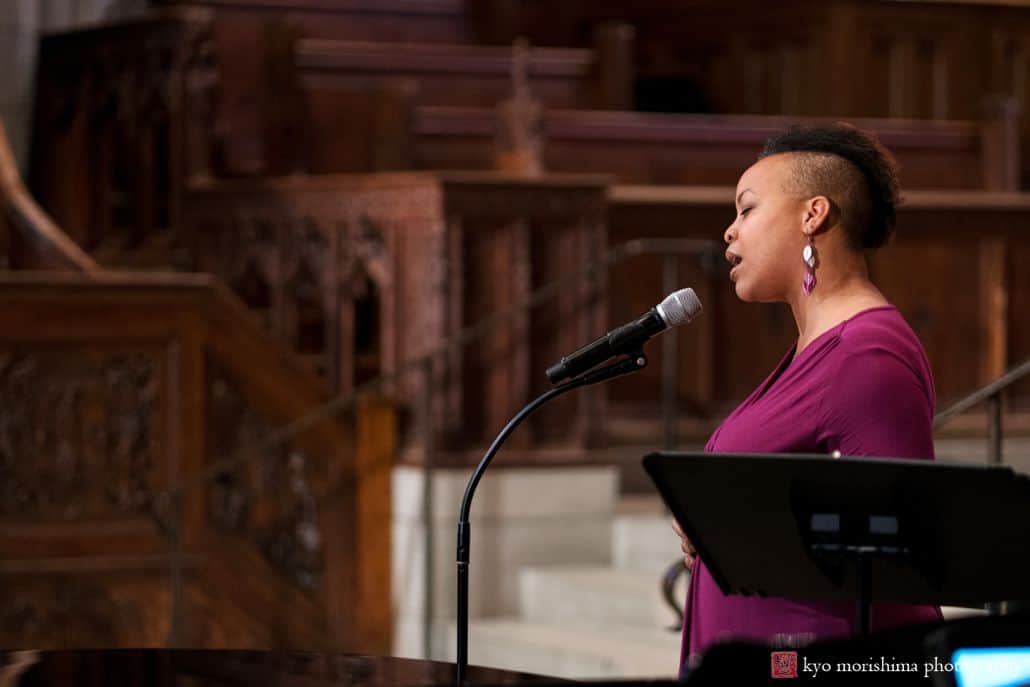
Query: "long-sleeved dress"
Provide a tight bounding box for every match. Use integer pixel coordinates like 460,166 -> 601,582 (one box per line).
680,305 -> 943,669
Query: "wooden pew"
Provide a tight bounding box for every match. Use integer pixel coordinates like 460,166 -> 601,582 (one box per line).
476,0 -> 1030,185
608,185 -> 1030,418
411,104 -> 1022,190
182,171 -> 611,462
292,30 -> 632,110
270,25 -> 634,172
265,21 -> 634,175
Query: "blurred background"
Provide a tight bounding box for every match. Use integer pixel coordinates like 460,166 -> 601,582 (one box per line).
1,0 -> 1029,679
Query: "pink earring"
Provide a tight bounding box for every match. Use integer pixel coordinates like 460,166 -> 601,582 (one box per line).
802,236 -> 817,295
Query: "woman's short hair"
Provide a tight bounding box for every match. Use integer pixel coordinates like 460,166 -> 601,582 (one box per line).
760,124 -> 901,251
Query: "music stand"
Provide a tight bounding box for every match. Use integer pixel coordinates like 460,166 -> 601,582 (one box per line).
643,452 -> 1030,633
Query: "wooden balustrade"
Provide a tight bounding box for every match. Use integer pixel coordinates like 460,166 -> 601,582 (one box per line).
0,272 -> 394,652
182,171 -> 609,463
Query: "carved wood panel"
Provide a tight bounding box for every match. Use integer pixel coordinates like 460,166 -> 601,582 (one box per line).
186,174 -> 606,463
207,363 -> 324,592
0,576 -> 162,650
186,185 -> 408,394
0,349 -> 162,521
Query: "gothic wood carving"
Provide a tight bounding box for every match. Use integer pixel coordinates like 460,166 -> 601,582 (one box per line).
207,364 -> 324,591
0,350 -> 161,520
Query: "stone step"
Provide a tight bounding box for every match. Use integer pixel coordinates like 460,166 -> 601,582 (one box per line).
934,437 -> 1030,474
519,565 -> 685,630
462,618 -> 681,679
613,500 -> 682,573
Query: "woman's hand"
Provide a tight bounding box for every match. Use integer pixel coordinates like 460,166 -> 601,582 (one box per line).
671,518 -> 697,571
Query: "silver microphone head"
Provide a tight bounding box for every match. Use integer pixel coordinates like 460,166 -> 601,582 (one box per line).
656,288 -> 702,327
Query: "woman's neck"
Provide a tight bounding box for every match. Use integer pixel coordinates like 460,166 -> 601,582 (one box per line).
788,260 -> 888,358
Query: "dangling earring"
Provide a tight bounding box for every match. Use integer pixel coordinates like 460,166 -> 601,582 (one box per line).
802,235 -> 818,295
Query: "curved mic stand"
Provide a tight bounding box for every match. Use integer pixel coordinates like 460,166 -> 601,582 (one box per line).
455,352 -> 648,685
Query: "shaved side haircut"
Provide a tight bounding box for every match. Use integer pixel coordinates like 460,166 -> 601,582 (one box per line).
760,125 -> 901,251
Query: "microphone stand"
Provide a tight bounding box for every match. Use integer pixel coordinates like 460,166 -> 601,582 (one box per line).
455,351 -> 648,686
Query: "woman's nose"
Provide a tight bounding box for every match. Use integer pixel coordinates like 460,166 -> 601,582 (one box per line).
724,224 -> 736,244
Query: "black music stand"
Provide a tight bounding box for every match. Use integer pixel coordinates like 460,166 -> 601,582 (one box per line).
643,452 -> 1030,634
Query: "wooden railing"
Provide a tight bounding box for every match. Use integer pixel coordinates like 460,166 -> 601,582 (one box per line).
0,271 -> 394,652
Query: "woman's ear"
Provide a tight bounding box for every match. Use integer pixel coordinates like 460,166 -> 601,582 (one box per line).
803,195 -> 836,236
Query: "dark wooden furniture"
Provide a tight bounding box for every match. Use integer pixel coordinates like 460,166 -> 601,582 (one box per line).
181,171 -> 610,464
475,0 -> 1030,184
410,104 -> 1021,190
163,0 -> 475,176
0,272 -> 395,652
28,8 -> 216,265
293,34 -> 631,110
267,24 -> 633,174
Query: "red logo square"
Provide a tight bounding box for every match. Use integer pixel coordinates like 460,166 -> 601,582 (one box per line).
771,651 -> 798,679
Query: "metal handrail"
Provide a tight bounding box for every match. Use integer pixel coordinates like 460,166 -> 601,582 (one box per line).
933,358 -> 1030,427
154,236 -> 722,649
934,357 -> 1030,467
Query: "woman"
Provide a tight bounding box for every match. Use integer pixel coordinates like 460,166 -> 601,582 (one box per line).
672,125 -> 942,670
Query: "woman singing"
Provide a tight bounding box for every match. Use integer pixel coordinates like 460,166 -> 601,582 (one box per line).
672,125 -> 942,670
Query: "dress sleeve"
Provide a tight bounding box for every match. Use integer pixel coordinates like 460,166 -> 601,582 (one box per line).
818,346 -> 935,460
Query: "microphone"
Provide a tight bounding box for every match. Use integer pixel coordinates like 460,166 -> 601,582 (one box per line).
546,288 -> 702,384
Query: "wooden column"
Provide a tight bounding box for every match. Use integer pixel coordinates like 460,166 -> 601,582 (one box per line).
580,211 -> 607,448
592,22 -> 635,110
981,94 -> 1022,192
978,235 -> 1009,386
444,213 -> 465,448
509,218 -> 532,446
353,395 -> 396,654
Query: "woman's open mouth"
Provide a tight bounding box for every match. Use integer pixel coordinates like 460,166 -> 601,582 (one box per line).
727,252 -> 743,280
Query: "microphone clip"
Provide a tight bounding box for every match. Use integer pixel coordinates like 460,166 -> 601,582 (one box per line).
574,350 -> 648,386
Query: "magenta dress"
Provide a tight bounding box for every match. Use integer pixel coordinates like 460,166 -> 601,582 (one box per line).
680,305 -> 942,668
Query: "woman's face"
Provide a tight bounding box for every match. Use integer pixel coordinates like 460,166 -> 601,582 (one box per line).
724,154 -> 808,302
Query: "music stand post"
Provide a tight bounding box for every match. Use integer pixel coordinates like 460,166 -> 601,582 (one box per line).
805,510 -> 912,635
